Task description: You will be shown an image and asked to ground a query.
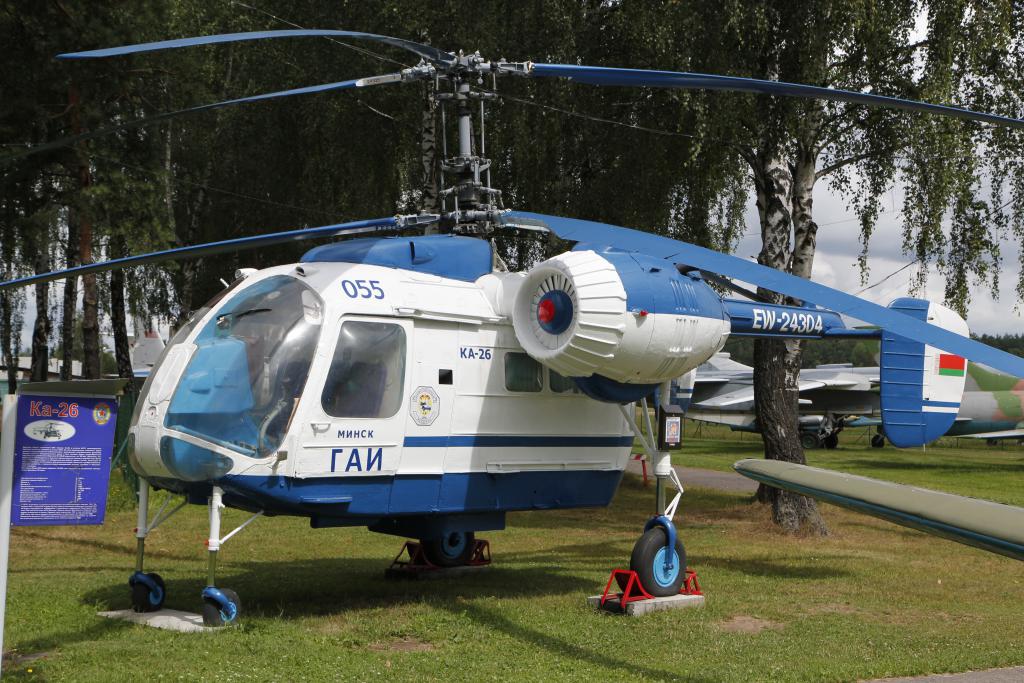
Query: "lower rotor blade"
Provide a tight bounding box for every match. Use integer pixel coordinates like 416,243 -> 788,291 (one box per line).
0,216 -> 408,292
58,29 -> 455,65
501,211 -> 1024,378
530,63 -> 1024,130
734,458 -> 1024,561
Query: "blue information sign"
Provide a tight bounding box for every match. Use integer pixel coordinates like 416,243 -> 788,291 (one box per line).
12,394 -> 117,526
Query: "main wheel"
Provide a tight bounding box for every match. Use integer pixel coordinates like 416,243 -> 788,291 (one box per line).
421,531 -> 476,567
202,588 -> 241,627
871,434 -> 885,448
800,433 -> 821,450
130,572 -> 165,613
629,527 -> 686,597
824,434 -> 839,450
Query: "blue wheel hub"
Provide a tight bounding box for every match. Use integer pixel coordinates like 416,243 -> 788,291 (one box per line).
202,586 -> 238,623
440,532 -> 468,559
652,547 -> 681,588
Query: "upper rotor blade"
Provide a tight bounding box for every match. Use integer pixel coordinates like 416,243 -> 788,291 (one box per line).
502,211 -> 1024,378
530,64 -> 1024,130
58,29 -> 455,65
0,217 -> 408,292
1,74 -> 399,165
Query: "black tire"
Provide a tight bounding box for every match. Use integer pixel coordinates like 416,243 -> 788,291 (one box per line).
421,531 -> 476,567
871,434 -> 885,448
824,434 -> 839,450
800,433 -> 820,450
629,527 -> 686,597
130,572 -> 165,613
202,588 -> 241,627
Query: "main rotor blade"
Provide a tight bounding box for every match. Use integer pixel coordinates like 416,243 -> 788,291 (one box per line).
58,29 -> 455,65
502,211 -> 1024,378
530,64 -> 1024,130
0,216 -> 412,292
1,74 -> 400,164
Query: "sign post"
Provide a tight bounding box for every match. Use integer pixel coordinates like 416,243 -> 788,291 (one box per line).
0,380 -> 124,677
12,394 -> 117,526
0,394 -> 18,678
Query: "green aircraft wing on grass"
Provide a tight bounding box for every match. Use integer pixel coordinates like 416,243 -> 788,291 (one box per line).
734,459 -> 1024,561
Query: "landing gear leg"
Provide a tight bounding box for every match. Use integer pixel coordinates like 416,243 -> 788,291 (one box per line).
128,478 -> 182,613
619,389 -> 689,597
200,486 -> 262,627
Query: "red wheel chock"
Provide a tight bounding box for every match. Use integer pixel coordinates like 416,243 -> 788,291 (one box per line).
600,568 -> 702,608
385,539 -> 491,578
631,453 -> 649,486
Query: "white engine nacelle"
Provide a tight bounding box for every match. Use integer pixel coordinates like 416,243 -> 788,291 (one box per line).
511,250 -> 730,386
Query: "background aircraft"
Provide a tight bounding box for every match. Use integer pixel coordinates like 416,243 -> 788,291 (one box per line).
686,355 -> 1024,447
685,353 -> 879,449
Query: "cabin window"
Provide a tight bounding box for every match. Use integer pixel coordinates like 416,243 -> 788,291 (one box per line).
504,352 -> 542,392
549,369 -> 579,394
322,321 -> 406,418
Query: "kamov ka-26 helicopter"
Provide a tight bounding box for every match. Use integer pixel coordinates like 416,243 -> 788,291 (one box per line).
4,29 -> 1024,627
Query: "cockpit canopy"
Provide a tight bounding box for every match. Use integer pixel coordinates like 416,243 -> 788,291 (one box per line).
165,275 -> 323,460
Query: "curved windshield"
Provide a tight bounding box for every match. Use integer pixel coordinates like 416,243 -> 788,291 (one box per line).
165,275 -> 323,458
131,278 -> 245,427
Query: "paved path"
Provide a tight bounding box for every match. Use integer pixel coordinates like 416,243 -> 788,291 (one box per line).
624,459 -> 758,493
625,458 -> 1022,683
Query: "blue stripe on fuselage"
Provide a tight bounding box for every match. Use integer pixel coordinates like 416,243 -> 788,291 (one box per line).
402,435 -> 634,448
218,469 -> 627,520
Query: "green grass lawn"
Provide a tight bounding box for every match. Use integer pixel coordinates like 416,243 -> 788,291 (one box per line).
3,436 -> 1023,682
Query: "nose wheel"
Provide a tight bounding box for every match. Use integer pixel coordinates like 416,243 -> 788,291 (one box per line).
202,587 -> 241,627
129,572 -> 166,612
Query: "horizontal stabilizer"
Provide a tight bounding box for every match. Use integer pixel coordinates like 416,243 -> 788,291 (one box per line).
734,459 -> 1024,561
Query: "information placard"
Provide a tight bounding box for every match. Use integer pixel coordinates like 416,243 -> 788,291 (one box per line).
12,394 -> 117,526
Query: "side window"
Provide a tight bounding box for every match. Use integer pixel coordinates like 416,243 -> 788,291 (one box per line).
549,369 -> 579,394
322,321 -> 406,418
505,352 -> 542,392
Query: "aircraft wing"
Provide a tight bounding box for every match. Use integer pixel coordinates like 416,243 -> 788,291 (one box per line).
962,429 -> 1024,440
693,378 -> 861,409
734,459 -> 1024,561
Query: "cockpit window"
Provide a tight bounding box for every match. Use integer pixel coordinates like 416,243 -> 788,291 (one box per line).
165,275 -> 323,458
321,321 -> 406,418
131,277 -> 246,426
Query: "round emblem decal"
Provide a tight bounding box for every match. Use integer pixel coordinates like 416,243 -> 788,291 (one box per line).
93,402 -> 112,426
410,386 -> 440,426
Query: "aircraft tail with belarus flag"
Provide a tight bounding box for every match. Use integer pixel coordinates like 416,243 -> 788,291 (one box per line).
878,298 -> 969,447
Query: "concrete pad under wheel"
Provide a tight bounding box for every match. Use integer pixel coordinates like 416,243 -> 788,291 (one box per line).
384,564 -> 491,580
98,609 -> 218,633
587,592 -> 705,616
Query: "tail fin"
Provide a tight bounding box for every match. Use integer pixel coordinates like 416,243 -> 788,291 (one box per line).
879,298 -> 968,447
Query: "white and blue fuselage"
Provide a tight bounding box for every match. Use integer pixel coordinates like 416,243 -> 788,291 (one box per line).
127,235 -> 731,537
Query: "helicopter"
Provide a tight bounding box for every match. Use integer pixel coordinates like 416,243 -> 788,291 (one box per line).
31,421 -> 68,441
3,29 -> 1024,627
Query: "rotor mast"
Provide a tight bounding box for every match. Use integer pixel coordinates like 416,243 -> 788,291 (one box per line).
426,51 -> 527,233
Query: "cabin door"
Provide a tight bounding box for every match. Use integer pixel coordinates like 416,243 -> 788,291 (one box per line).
294,316 -> 412,479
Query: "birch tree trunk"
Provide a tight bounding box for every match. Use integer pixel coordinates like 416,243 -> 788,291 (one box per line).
109,236 -> 134,381
751,147 -> 827,534
420,88 -> 439,217
1,288 -> 15,393
60,216 -> 79,381
30,247 -> 50,383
